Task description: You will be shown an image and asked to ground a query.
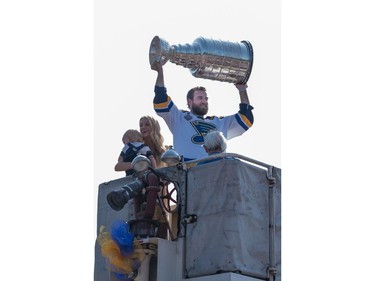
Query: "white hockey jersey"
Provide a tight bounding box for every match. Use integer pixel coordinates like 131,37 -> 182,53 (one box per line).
154,87 -> 253,161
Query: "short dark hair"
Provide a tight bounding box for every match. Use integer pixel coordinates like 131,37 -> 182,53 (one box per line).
186,86 -> 206,100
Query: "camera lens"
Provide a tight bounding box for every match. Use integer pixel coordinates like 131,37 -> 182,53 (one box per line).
106,179 -> 145,211
107,190 -> 127,211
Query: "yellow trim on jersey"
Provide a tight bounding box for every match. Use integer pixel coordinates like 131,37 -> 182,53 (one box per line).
153,96 -> 171,110
239,113 -> 253,128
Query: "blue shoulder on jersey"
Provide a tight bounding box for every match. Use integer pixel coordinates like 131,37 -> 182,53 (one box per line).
154,85 -> 174,112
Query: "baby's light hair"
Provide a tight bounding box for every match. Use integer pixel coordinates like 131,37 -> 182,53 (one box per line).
122,129 -> 143,144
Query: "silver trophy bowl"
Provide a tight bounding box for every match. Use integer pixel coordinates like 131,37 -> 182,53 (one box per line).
149,36 -> 253,84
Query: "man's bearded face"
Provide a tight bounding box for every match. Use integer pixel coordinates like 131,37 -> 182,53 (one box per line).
189,91 -> 208,116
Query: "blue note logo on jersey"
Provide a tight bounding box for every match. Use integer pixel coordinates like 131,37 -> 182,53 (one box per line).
190,121 -> 217,144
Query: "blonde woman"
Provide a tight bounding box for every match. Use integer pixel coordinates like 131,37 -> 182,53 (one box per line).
115,116 -> 166,173
139,115 -> 166,168
138,116 -> 169,238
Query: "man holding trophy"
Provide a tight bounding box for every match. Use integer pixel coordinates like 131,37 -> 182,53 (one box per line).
150,36 -> 255,161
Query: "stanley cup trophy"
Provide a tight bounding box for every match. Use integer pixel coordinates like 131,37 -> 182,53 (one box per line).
149,36 -> 254,84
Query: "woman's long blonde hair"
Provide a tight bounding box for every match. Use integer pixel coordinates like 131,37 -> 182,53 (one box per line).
140,116 -> 166,167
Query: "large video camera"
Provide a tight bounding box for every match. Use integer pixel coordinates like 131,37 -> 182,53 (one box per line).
107,155 -> 161,212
